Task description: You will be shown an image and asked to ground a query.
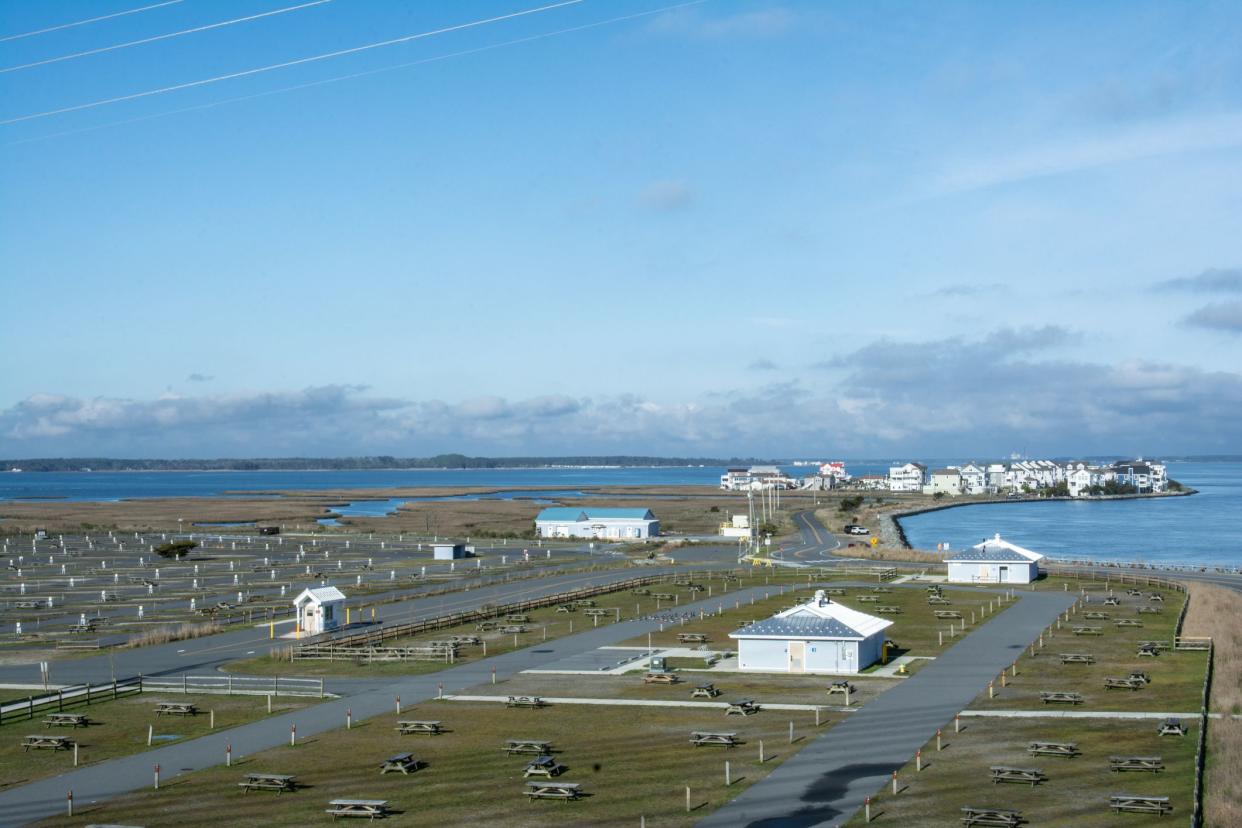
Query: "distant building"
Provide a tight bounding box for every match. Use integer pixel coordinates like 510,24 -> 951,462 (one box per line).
293,585 -> 346,636
433,543 -> 468,560
929,468 -> 963,496
957,463 -> 987,495
1112,459 -> 1167,493
888,462 -> 927,492
534,507 -> 659,539
719,465 -> 797,491
720,514 -> 751,539
857,475 -> 888,490
945,534 -> 1044,584
729,589 -> 893,674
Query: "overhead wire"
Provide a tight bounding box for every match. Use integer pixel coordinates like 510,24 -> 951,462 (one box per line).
0,0 -> 583,126
2,1 -> 334,75
5,0 -> 709,147
0,1 -> 184,43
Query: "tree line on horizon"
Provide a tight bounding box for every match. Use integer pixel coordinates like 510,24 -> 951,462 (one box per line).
2,455 -> 775,472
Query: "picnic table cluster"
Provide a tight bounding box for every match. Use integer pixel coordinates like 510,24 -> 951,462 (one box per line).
505,738 -> 583,801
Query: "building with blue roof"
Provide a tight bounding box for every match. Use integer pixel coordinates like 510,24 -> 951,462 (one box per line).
945,533 -> 1044,584
534,507 -> 659,540
729,589 -> 892,674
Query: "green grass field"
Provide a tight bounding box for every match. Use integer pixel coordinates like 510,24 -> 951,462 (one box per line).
37,699 -> 835,827
0,691 -> 311,790
844,716 -> 1199,826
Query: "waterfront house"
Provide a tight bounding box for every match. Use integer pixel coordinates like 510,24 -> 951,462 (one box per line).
1112,459 -> 1166,493
857,475 -> 888,491
729,589 -> 893,674
986,463 -> 1007,492
719,468 -> 751,490
888,462 -> 927,492
534,507 -> 659,539
930,468 -> 964,496
957,464 -> 987,495
293,585 -> 346,636
945,534 -> 1044,584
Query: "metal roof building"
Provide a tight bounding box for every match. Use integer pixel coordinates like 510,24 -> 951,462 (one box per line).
728,590 -> 893,674
945,533 -> 1045,584
534,507 -> 659,540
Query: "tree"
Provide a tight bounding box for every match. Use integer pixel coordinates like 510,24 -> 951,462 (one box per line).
154,540 -> 197,560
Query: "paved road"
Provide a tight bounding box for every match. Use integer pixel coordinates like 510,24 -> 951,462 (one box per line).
0,583 -> 777,827
697,587 -> 1077,828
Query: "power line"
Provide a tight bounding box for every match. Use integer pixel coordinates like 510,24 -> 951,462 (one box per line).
6,0 -> 709,147
0,1 -> 184,43
2,1 -> 333,75
1,0 -> 582,126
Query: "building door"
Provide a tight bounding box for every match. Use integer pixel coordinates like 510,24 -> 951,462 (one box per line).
999,565 -> 1009,583
788,641 -> 805,673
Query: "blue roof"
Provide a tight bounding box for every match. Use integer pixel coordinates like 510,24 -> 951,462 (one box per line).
730,613 -> 863,640
535,507 -> 654,521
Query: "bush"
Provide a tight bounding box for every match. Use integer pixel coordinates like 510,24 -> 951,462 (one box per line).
154,539 -> 197,559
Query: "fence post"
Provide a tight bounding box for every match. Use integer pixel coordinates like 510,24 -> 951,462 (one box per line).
154,764 -> 160,789
67,790 -> 73,817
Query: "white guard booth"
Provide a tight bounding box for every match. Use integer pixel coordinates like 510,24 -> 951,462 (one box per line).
944,534 -> 1044,584
293,585 -> 346,635
729,590 -> 893,675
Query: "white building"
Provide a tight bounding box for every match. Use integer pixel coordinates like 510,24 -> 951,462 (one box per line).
720,514 -> 751,539
534,507 -> 659,539
958,464 -> 987,495
929,468 -> 963,496
720,468 -> 751,490
986,463 -> 1008,492
888,462 -> 927,492
433,543 -> 467,560
293,585 -> 346,636
729,589 -> 893,674
857,475 -> 888,491
945,534 -> 1044,584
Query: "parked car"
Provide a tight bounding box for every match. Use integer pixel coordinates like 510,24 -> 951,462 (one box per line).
843,524 -> 870,535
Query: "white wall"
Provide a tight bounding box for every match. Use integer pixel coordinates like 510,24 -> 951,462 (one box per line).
737,638 -> 788,671
737,636 -> 883,674
946,561 -> 1037,584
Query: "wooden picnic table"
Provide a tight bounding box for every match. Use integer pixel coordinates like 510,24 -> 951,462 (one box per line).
631,588 -> 651,596
42,713 -> 89,728
379,753 -> 420,775
448,635 -> 480,645
870,586 -> 892,593
13,600 -> 44,609
506,696 -> 545,709
1137,605 -> 1162,614
476,621 -> 499,631
1158,718 -> 1187,736
1109,755 -> 1164,773
499,625 -> 528,634
1028,740 -> 1079,758
524,781 -> 581,801
68,623 -> 96,634
933,610 -> 963,619
523,755 -> 565,778
154,702 -> 197,716
1040,691 -> 1084,705
573,599 -> 596,608
326,799 -> 390,820
960,805 -> 1022,826
823,587 -> 847,595
1115,619 -> 1144,627
856,595 -> 879,602
651,593 -> 677,601
643,672 -> 679,685
1059,653 -> 1095,664
505,614 -> 530,623
583,609 -> 610,617
505,739 -> 551,754
927,597 -> 952,605
689,731 -> 738,748
554,604 -> 575,613
875,606 -> 902,615
691,683 -> 720,698
990,765 -> 1046,786
1102,597 -> 1121,606
1137,642 -> 1163,657
725,699 -> 759,716
395,720 -> 442,736
1110,794 -> 1171,815
1126,588 -> 1144,596
239,772 -> 297,793
677,632 -> 708,643
1127,671 -> 1151,684
1104,677 -> 1146,691
826,681 -> 855,696
21,735 -> 73,752
1082,611 -> 1110,620
1147,593 -> 1165,602
1072,626 -> 1103,635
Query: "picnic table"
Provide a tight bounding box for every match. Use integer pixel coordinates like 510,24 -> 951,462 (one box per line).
827,681 -> 855,697
42,713 -> 89,728
68,622 -> 96,634
643,672 -> 679,685
960,806 -> 1023,826
1028,740 -> 1080,758
990,765 -> 1046,786
1115,619 -> 1144,627
1040,691 -> 1084,705
1104,677 -> 1146,691
1110,794 -> 1171,815
1158,718 -> 1187,736
927,596 -> 952,605
1147,593 -> 1165,602
449,635 -> 480,645
651,593 -> 677,601
13,600 -> 43,609
499,625 -> 528,634
21,735 -> 73,752
395,720 -> 442,736
1072,626 -> 1103,636
691,683 -> 720,698
1059,653 -> 1095,664
505,739 -> 551,755
856,595 -> 879,603
1137,605 -> 1162,614
1082,611 -> 1110,620
725,699 -> 759,716
1102,597 -> 1121,606
677,632 -> 708,643
154,702 -> 197,716
1109,755 -> 1164,773
326,799 -> 390,820
554,604 -> 574,613
506,696 -> 545,709
823,587 -> 847,595
523,755 -> 566,778
1126,588 -> 1144,596
933,610 -> 963,619
379,753 -> 420,775
524,781 -> 581,801
573,599 -> 596,608
875,605 -> 902,614
239,772 -> 298,793
505,614 -> 530,623
1137,643 -> 1161,657
476,621 -> 498,631
631,588 -> 651,596
870,586 -> 892,593
689,731 -> 738,748
583,609 -> 610,618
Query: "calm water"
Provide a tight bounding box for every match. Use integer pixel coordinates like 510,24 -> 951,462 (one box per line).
899,462 -> 1242,567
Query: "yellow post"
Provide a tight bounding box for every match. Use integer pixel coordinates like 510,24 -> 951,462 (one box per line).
346,607 -> 351,625
269,621 -> 274,639
371,607 -> 376,621
882,642 -> 889,664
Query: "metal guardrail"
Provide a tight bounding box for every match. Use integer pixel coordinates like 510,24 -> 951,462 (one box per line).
0,678 -> 141,724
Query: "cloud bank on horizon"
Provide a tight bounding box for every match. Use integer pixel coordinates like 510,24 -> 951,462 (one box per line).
2,2 -> 1241,459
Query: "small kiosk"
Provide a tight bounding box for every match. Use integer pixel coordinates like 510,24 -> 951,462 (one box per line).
293,586 -> 346,635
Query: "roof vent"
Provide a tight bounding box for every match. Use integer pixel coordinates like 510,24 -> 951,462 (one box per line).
813,589 -> 828,606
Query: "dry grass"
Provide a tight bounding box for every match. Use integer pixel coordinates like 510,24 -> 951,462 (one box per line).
125,621 -> 223,648
1180,581 -> 1242,825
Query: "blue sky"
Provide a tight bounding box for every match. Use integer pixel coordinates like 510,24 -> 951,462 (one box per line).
1,0 -> 1240,458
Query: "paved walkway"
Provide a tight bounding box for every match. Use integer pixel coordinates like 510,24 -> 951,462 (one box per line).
696,588 -> 1077,828
0,584 -> 773,827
